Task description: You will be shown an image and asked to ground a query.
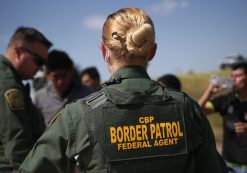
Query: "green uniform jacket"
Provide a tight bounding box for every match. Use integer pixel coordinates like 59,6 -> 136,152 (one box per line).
0,55 -> 45,171
19,66 -> 227,173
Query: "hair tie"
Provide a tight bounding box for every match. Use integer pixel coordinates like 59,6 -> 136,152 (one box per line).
112,32 -> 118,39
112,32 -> 125,41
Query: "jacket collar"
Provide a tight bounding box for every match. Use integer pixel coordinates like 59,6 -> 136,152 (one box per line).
111,65 -> 150,80
0,54 -> 22,82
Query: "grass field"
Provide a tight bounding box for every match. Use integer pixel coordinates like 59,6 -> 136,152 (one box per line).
178,70 -> 231,153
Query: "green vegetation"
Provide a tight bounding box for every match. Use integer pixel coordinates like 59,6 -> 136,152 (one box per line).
179,70 -> 231,152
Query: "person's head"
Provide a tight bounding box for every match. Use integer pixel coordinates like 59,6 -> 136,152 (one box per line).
46,50 -> 74,96
5,26 -> 52,79
80,67 -> 101,91
157,74 -> 182,91
100,8 -> 156,73
231,62 -> 247,94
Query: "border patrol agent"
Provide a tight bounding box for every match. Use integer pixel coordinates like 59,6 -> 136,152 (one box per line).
0,27 -> 52,172
18,8 -> 227,173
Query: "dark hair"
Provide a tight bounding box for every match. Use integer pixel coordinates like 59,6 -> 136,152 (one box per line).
232,61 -> 247,75
157,74 -> 181,91
46,50 -> 73,72
8,26 -> 52,48
80,67 -> 100,80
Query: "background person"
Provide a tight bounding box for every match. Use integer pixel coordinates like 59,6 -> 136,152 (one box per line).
19,8 -> 227,173
198,62 -> 247,173
80,66 -> 101,91
33,50 -> 92,127
0,26 -> 52,172
157,73 -> 182,91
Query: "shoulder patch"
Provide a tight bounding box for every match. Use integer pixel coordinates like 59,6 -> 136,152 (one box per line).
4,89 -> 24,110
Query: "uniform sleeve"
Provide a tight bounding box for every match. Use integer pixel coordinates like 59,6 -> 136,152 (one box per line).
189,100 -> 228,173
30,103 -> 45,139
18,107 -> 77,173
0,89 -> 42,170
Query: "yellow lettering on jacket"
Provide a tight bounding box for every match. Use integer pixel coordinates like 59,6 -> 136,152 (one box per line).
109,116 -> 185,151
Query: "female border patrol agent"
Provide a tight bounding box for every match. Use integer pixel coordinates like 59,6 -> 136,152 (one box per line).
18,8 -> 227,173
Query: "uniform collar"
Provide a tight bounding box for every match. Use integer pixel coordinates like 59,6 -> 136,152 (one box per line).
0,54 -> 22,82
111,65 -> 150,80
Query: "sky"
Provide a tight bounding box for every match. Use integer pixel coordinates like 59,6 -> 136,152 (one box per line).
1,0 -> 247,80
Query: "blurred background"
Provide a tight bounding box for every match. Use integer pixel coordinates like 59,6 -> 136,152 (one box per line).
1,0 -> 247,152
1,0 -> 247,81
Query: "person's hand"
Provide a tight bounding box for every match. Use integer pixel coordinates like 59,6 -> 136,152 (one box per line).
198,84 -> 223,114
206,84 -> 223,96
234,122 -> 247,136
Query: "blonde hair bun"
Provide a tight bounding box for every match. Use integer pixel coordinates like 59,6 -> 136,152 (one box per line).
103,8 -> 155,59
126,23 -> 154,56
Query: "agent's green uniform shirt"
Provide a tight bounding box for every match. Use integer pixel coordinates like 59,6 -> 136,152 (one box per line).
19,66 -> 227,173
0,55 -> 45,171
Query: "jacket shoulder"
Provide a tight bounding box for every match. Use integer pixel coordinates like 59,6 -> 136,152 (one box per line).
65,90 -> 107,116
165,88 -> 187,102
0,62 -> 20,90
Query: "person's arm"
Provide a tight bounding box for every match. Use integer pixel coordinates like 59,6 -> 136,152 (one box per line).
0,89 -> 38,170
189,101 -> 228,173
198,84 -> 222,115
18,107 -> 78,173
30,102 -> 45,138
